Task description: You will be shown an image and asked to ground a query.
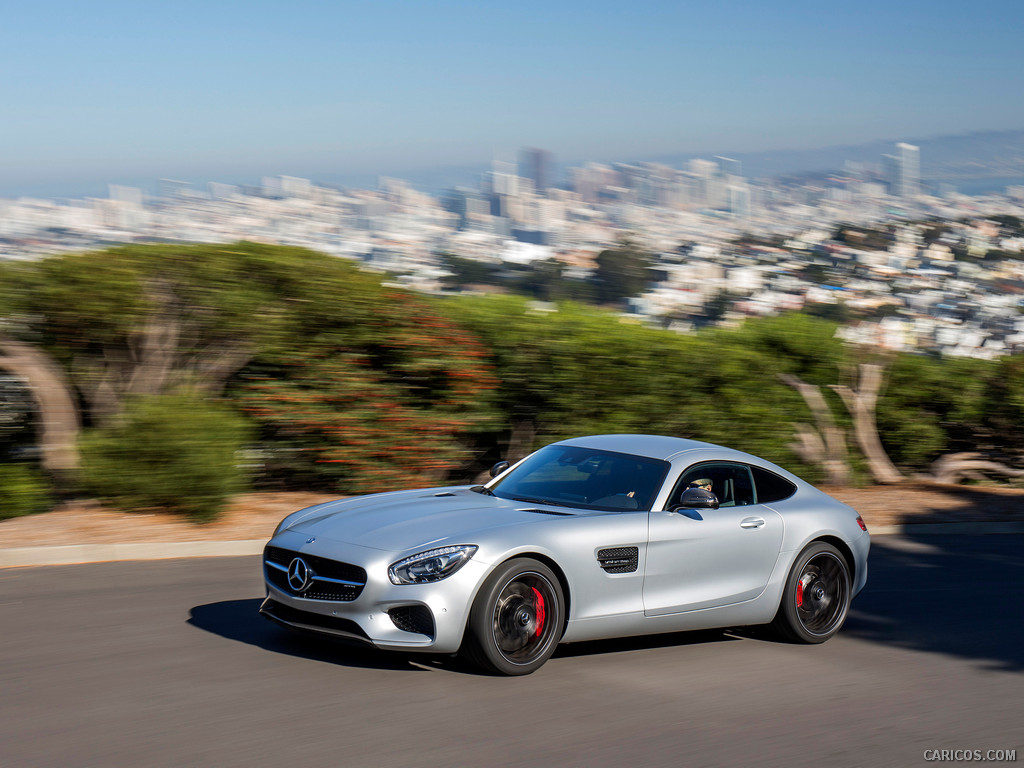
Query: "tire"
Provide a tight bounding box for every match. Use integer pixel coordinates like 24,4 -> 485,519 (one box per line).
461,558 -> 564,676
772,541 -> 851,644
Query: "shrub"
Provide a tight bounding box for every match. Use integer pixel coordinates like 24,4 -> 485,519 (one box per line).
236,293 -> 498,494
80,394 -> 253,522
0,463 -> 53,519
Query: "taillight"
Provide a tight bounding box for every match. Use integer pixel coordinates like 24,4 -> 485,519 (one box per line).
856,514 -> 867,532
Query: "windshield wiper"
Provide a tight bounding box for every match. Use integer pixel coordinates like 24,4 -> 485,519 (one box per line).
470,485 -> 495,496
510,496 -> 575,508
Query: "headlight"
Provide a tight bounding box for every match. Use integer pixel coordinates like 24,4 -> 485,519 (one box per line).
388,545 -> 478,585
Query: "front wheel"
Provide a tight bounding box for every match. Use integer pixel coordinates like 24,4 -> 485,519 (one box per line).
461,558 -> 564,675
772,542 -> 851,643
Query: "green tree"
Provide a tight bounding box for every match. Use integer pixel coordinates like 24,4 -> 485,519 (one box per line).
0,243 -> 499,500
0,242 -> 403,427
448,296 -> 814,477
876,354 -> 994,469
591,240 -> 656,305
439,253 -> 502,289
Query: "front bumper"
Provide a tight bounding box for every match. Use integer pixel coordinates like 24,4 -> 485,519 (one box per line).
259,531 -> 490,654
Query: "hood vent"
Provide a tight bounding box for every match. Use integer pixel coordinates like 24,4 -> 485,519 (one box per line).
430,492 -> 457,497
597,547 -> 639,573
518,507 -> 574,516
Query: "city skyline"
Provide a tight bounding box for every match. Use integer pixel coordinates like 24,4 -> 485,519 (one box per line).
4,0 -> 1024,198
5,128 -> 1024,203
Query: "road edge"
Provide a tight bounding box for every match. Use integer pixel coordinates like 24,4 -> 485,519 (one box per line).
0,540 -> 265,568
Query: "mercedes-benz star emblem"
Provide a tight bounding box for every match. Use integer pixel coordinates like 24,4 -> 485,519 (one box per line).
287,557 -> 314,592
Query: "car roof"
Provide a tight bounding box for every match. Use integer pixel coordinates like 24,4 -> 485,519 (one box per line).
553,434 -> 724,461
547,434 -> 813,490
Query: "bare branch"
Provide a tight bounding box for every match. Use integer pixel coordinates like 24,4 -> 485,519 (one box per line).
931,452 -> 1024,485
507,420 -> 537,464
191,342 -> 255,393
778,373 -> 851,485
0,335 -> 80,474
788,423 -> 826,465
830,363 -> 902,484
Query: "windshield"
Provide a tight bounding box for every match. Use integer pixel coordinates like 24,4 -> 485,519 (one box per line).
490,445 -> 669,511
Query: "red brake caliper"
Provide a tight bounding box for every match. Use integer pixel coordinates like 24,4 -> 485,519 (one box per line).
796,574 -> 812,608
532,587 -> 546,637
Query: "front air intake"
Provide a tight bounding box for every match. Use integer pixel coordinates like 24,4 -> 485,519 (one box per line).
388,605 -> 435,637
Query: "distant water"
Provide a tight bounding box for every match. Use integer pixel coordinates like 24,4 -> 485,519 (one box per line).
940,176 -> 1024,196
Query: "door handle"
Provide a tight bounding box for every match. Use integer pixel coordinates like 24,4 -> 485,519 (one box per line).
740,517 -> 765,529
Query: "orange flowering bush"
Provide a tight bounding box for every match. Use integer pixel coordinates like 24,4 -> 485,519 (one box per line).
238,294 -> 498,494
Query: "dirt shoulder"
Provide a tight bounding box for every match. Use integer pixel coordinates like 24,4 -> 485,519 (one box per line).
1,483 -> 1023,549
0,493 -> 337,549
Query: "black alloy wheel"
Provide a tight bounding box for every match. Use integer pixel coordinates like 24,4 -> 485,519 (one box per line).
772,541 -> 851,643
462,558 -> 564,675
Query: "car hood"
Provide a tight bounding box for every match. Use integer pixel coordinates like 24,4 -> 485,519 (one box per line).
282,486 -> 574,553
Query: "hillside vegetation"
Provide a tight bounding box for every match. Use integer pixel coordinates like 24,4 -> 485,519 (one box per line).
2,243 -> 1022,520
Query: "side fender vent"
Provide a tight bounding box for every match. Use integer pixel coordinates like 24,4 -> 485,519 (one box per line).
597,546 -> 639,573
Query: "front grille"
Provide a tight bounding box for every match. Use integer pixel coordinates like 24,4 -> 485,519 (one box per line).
260,599 -> 371,643
388,605 -> 435,637
264,545 -> 368,602
597,546 -> 639,573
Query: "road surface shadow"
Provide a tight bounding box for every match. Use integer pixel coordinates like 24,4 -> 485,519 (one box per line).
554,628 -> 737,659
842,533 -> 1024,673
190,534 -> 1024,674
188,599 -> 449,672
188,598 -> 740,674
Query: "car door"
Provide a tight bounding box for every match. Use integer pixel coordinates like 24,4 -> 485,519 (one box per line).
643,461 -> 784,616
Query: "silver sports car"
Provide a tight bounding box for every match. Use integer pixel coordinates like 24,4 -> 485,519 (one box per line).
260,434 -> 869,675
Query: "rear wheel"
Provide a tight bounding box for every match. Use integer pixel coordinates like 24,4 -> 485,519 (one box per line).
772,542 -> 851,643
461,558 -> 564,675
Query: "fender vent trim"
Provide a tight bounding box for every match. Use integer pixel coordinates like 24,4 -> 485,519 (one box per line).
597,546 -> 639,573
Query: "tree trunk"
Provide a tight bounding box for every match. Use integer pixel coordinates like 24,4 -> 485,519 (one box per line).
831,363 -> 903,484
0,335 -> 81,476
506,419 -> 537,463
930,452 -> 1024,485
778,373 -> 851,486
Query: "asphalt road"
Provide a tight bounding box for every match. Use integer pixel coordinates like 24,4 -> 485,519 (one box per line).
1,534 -> 1022,768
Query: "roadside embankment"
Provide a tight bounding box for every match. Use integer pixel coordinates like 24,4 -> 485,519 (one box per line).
2,484 -> 1023,568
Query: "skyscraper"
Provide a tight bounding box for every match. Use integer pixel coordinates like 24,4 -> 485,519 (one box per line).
727,183 -> 751,219
714,156 -> 742,178
894,142 -> 920,198
519,148 -> 552,194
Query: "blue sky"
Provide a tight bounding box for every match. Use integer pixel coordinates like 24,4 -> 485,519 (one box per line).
3,0 -> 1023,196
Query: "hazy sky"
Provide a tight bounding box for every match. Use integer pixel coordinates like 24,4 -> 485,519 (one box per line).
3,0 -> 1023,196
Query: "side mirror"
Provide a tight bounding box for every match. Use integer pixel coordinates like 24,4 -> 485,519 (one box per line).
489,460 -> 511,478
672,486 -> 720,511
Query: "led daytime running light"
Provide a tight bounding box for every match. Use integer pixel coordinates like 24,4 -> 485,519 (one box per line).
388,545 -> 478,585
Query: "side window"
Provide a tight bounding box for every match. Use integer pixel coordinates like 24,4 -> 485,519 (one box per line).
669,463 -> 756,508
750,465 -> 797,504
